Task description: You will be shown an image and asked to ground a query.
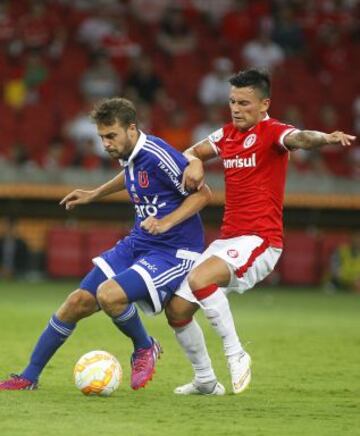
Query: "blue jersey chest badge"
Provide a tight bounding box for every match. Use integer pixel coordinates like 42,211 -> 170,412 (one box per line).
138,171 -> 149,188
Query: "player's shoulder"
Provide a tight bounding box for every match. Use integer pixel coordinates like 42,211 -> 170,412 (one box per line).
261,116 -> 293,130
144,134 -> 180,155
141,134 -> 186,174
142,134 -> 176,160
259,116 -> 297,149
208,122 -> 235,143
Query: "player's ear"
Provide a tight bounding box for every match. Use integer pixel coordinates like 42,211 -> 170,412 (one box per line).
127,123 -> 137,134
261,98 -> 270,112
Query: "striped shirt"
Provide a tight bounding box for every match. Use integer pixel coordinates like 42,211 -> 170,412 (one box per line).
118,131 -> 204,254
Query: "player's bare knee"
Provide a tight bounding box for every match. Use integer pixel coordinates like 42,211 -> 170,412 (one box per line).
97,279 -> 127,313
165,296 -> 197,325
187,270 -> 203,291
58,289 -> 97,322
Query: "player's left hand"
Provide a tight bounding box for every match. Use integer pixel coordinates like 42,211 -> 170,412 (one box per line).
181,159 -> 205,192
140,217 -> 171,235
325,131 -> 356,147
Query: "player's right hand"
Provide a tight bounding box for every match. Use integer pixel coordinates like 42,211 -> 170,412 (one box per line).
59,189 -> 96,210
181,159 -> 205,192
325,131 -> 356,147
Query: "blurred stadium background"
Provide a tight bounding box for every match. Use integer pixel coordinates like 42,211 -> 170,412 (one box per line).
0,0 -> 359,290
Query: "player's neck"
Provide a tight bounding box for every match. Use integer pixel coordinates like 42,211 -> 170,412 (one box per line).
129,129 -> 141,148
239,113 -> 268,132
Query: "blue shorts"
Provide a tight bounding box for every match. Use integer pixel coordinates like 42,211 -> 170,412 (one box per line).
80,238 -> 200,315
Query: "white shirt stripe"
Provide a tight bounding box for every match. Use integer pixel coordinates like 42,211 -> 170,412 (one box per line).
145,140 -> 181,174
143,141 -> 181,176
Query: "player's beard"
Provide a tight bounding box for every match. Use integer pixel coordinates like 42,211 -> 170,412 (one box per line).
108,137 -> 133,160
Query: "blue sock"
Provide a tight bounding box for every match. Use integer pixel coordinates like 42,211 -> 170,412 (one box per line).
112,304 -> 152,351
22,315 -> 76,383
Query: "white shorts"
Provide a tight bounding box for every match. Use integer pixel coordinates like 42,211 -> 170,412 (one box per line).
175,235 -> 282,304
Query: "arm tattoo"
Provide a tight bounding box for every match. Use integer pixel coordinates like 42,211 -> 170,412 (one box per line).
285,130 -> 327,150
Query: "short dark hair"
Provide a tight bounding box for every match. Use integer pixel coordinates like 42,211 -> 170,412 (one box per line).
229,69 -> 271,98
90,97 -> 137,127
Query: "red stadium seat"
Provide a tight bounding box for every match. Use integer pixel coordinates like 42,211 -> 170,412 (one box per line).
83,228 -> 127,270
47,228 -> 85,277
281,231 -> 320,285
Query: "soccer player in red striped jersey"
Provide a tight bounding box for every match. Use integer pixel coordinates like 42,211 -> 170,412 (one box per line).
165,69 -> 356,395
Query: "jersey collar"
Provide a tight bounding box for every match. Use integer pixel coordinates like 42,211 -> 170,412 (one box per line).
118,130 -> 146,167
247,113 -> 270,131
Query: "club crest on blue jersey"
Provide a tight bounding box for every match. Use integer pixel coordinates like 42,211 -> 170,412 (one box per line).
138,171 -> 149,188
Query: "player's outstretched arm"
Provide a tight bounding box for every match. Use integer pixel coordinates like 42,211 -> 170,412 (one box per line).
60,171 -> 126,210
284,130 -> 356,151
182,139 -> 218,192
140,185 -> 212,235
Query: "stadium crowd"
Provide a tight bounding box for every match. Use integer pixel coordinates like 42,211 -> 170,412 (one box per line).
0,0 -> 359,177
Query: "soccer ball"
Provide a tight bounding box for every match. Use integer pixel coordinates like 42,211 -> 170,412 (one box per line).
74,350 -> 122,396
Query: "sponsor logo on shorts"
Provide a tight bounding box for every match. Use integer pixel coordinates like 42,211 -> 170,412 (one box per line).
227,249 -> 239,258
139,258 -> 158,272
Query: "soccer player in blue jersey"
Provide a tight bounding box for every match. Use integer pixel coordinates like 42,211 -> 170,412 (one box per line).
0,97 -> 213,391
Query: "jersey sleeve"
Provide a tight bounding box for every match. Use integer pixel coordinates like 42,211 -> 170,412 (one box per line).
207,128 -> 224,155
151,142 -> 190,198
270,120 -> 299,151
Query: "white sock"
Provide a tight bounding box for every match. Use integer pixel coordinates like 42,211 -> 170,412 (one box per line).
200,290 -> 243,358
172,319 -> 216,384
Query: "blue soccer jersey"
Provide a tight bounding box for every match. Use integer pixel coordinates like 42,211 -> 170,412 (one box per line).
120,131 -> 204,254
81,131 -> 205,314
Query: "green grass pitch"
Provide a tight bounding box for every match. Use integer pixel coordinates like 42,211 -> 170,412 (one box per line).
0,281 -> 359,436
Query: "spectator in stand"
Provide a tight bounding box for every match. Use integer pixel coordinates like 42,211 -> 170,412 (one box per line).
192,0 -> 234,25
282,104 -> 328,175
41,138 -> 69,170
23,50 -> 49,100
6,144 -> 33,169
318,104 -> 341,132
130,0 -> 168,25
282,104 -> 305,130
329,232 -> 360,293
272,5 -> 305,56
77,6 -> 115,49
157,7 -> 196,56
18,2 -> 58,51
47,27 -> 68,62
0,218 -> 29,279
101,17 -> 141,73
157,108 -> 192,152
352,95 -> 360,136
347,144 -> 360,180
136,102 -> 154,133
0,1 -> 16,46
198,57 -> 234,106
80,51 -> 121,101
64,105 -> 109,163
221,0 -> 255,45
192,105 -> 225,144
242,23 -> 285,71
3,78 -> 27,110
71,138 -> 103,170
315,26 -> 350,77
317,104 -> 350,176
124,56 -> 164,104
